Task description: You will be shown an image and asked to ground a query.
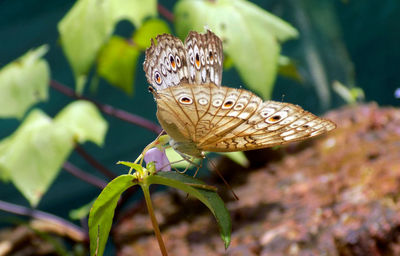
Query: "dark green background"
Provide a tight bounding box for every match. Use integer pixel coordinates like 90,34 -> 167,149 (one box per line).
0,0 -> 399,226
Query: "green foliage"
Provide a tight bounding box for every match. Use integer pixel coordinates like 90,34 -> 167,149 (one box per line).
54,101 -> 108,146
70,198 -> 95,220
89,166 -> 231,256
58,0 -> 156,94
220,152 -> 249,167
0,45 -> 49,119
97,36 -> 140,95
133,18 -> 171,50
152,172 -> 232,249
96,19 -> 170,95
0,101 -> 107,206
278,56 -> 303,83
332,80 -> 365,104
174,0 -> 298,99
89,175 -> 135,256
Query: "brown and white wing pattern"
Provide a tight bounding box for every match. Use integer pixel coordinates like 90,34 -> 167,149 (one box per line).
143,30 -> 224,91
143,34 -> 188,90
197,86 -> 336,152
184,30 -> 223,86
154,83 -> 336,154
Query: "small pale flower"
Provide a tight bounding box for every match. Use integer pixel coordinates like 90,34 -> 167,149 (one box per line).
144,147 -> 171,172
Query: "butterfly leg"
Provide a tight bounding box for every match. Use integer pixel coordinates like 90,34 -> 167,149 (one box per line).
174,151 -> 201,174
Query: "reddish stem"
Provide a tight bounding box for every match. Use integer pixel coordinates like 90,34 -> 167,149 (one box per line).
50,80 -> 162,135
158,4 -> 174,22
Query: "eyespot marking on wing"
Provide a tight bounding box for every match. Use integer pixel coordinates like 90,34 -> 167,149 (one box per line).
179,95 -> 193,105
169,54 -> 176,71
198,98 -> 208,105
154,71 -> 162,85
222,100 -> 235,109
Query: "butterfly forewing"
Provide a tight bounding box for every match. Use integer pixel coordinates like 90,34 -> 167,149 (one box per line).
185,30 -> 223,86
143,34 -> 188,90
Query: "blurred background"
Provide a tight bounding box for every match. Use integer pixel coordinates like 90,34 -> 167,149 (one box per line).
0,0 -> 399,253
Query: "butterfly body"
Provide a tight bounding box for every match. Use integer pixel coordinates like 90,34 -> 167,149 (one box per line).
144,30 -> 336,158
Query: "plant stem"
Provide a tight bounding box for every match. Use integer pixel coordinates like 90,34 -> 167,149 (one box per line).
0,200 -> 86,242
158,4 -> 174,22
140,184 -> 168,256
63,162 -> 107,189
50,80 -> 162,134
74,144 -> 116,180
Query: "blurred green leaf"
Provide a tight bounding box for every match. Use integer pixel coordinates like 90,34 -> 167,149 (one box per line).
278,55 -> 303,83
0,110 -> 73,206
223,54 -> 234,70
54,100 -> 108,146
0,45 -> 49,119
133,18 -> 171,50
148,172 -> 231,248
58,0 -> 156,94
97,36 -> 140,95
175,0 -> 298,99
70,198 -> 95,220
220,151 -> 249,167
89,175 -> 135,256
332,80 -> 365,104
0,101 -> 107,206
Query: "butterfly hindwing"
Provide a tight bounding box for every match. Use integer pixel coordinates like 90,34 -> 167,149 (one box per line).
198,87 -> 336,151
155,83 -> 336,153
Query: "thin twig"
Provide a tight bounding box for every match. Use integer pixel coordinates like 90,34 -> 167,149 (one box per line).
158,4 -> 174,22
74,144 -> 116,180
63,162 -> 107,189
50,80 -> 162,135
0,200 -> 86,241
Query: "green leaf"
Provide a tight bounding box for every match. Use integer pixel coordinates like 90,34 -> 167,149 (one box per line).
0,137 -> 12,181
70,198 -> 96,220
58,0 -> 156,94
278,55 -> 303,83
0,45 -> 49,119
54,100 -> 108,146
116,161 -> 144,174
147,172 -> 231,248
133,18 -> 171,50
332,80 -> 365,104
89,175 -> 136,256
0,110 -> 74,206
174,0 -> 298,99
97,36 -> 140,95
0,101 -> 107,206
219,152 -> 249,167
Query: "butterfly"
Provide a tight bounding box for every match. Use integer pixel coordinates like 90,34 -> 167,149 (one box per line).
143,30 -> 336,159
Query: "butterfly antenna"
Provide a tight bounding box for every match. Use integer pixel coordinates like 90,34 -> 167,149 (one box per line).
205,155 -> 239,200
